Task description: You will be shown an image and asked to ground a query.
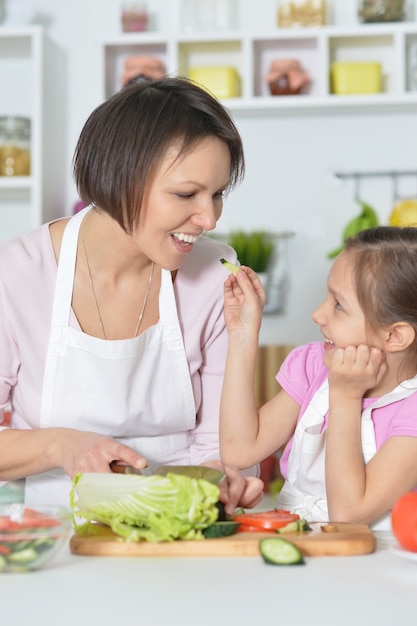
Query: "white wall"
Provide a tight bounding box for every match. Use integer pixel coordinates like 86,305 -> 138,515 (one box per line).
7,0 -> 417,345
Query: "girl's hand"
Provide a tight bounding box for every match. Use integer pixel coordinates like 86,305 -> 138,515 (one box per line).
223,267 -> 266,334
203,460 -> 264,516
58,430 -> 147,477
328,344 -> 386,400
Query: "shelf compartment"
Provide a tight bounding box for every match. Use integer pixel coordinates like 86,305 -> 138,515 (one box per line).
103,39 -> 168,97
328,34 -> 396,94
177,39 -> 243,95
252,36 -> 321,98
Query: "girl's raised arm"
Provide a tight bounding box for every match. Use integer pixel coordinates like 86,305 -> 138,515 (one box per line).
220,267 -> 300,469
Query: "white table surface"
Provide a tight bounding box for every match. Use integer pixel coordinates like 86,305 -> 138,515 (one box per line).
1,495 -> 416,626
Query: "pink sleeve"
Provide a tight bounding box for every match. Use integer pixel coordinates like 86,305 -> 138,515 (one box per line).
0,225 -> 56,433
374,392 -> 417,447
276,342 -> 325,405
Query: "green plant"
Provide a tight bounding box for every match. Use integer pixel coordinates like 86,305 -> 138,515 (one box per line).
327,199 -> 379,259
227,230 -> 276,273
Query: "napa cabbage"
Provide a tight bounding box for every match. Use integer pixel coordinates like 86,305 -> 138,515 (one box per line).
70,472 -> 220,542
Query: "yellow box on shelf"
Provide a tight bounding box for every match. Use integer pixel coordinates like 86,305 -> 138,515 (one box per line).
330,62 -> 382,95
187,66 -> 241,99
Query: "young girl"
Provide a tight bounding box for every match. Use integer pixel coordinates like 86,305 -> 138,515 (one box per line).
220,226 -> 417,529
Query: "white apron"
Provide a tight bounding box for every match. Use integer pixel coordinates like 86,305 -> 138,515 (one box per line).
278,375 -> 417,530
25,207 -> 196,507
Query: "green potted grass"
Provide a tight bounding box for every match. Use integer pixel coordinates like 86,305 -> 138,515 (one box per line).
213,229 -> 291,314
226,230 -> 276,273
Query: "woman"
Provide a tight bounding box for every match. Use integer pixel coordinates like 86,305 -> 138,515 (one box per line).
0,76 -> 263,513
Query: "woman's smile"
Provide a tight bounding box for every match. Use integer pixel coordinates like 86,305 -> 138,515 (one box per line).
170,230 -> 206,253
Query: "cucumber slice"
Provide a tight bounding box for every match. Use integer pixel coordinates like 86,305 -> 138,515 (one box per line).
8,547 -> 38,563
259,537 -> 305,565
276,520 -> 301,534
276,519 -> 311,534
203,521 -> 241,538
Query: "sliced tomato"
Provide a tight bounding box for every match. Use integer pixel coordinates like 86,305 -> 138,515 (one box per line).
233,509 -> 299,531
237,523 -> 276,533
0,508 -> 61,532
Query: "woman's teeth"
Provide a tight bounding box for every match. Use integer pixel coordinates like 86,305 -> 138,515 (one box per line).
172,232 -> 204,244
325,339 -> 334,346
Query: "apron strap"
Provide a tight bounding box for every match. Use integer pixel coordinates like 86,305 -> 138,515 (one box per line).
361,376 -> 417,462
51,207 -> 90,327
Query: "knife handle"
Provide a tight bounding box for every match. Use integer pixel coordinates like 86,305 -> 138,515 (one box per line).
109,460 -> 143,475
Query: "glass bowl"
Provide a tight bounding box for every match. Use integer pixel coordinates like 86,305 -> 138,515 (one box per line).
0,503 -> 71,572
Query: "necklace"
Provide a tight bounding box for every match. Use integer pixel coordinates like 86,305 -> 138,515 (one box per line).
81,214 -> 155,340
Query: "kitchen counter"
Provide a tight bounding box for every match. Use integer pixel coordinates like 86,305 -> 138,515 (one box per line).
1,494 -> 415,626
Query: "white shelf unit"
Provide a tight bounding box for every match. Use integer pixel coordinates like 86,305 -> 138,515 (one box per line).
0,25 -> 62,243
101,22 -> 417,113
0,26 -> 42,241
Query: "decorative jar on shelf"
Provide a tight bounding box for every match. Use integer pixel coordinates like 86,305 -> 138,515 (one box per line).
277,0 -> 329,28
264,59 -> 310,96
358,0 -> 409,22
0,116 -> 31,177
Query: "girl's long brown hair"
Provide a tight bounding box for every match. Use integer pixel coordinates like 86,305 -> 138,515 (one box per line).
345,226 -> 417,360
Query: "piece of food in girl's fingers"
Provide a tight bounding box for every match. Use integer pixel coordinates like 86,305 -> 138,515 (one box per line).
220,258 -> 240,275
233,509 -> 300,532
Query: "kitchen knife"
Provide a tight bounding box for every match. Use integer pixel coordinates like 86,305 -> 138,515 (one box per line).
109,461 -> 225,485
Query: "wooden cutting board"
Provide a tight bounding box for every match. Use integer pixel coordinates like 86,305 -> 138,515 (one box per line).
70,522 -> 376,558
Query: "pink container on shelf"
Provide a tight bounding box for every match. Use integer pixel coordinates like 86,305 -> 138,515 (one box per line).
121,3 -> 149,32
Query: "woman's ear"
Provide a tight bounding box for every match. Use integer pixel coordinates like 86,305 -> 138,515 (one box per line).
385,322 -> 416,352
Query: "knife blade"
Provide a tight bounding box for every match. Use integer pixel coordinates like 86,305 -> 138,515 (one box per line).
109,461 -> 225,485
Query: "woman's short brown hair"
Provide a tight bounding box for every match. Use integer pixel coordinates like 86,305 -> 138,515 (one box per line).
73,76 -> 245,232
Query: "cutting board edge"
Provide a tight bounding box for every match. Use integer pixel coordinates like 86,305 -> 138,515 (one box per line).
69,523 -> 376,558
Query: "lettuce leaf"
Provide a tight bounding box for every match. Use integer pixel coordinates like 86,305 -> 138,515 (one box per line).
70,472 -> 220,542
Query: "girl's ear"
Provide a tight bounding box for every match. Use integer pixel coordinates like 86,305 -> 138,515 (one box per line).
385,322 -> 416,352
